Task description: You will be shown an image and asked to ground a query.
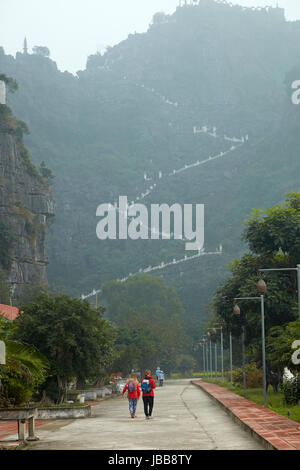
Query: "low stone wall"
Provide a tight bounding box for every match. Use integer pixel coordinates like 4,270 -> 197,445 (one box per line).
36,405 -> 91,420
65,383 -> 124,404
70,386 -> 117,402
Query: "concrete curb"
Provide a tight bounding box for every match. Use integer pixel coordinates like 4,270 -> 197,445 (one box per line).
36,405 -> 91,420
0,440 -> 27,450
191,380 -> 299,450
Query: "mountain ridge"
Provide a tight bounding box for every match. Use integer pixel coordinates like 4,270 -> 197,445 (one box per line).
0,1 -> 299,340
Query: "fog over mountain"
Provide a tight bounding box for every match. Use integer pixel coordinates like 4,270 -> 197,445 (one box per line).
1,0 -> 300,343
1,0 -> 300,73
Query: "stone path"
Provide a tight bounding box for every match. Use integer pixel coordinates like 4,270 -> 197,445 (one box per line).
193,380 -> 300,450
8,380 -> 264,450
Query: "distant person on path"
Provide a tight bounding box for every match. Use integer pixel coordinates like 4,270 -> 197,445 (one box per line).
122,373 -> 141,418
155,367 -> 160,381
159,370 -> 164,387
141,369 -> 156,419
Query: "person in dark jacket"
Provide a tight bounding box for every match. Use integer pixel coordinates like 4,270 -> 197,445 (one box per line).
141,369 -> 156,419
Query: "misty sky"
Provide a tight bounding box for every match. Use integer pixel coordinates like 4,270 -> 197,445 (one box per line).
0,0 -> 299,74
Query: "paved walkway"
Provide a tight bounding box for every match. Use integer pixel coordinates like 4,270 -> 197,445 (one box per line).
0,400 -> 101,449
193,380 -> 300,450
2,379 -> 264,450
0,420 -> 47,441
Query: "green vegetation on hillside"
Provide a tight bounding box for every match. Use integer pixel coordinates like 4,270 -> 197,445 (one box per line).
103,274 -> 187,374
1,2 -> 300,367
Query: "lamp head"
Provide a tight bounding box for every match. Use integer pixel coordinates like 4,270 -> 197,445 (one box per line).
233,304 -> 240,316
257,279 -> 267,294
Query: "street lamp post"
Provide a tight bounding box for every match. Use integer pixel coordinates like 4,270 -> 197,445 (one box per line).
210,324 -> 224,382
205,339 -> 209,379
220,327 -> 224,382
215,342 -> 217,379
203,342 -> 206,377
242,326 -> 246,392
206,332 -> 212,379
202,337 -> 208,379
210,328 -> 218,379
199,340 -> 206,377
233,304 -> 247,392
234,279 -> 267,407
229,331 -> 233,386
209,339 -> 212,379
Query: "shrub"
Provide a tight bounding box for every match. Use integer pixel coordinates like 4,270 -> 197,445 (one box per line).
176,354 -> 196,377
232,362 -> 263,388
281,374 -> 300,405
0,358 -> 34,407
0,317 -> 49,407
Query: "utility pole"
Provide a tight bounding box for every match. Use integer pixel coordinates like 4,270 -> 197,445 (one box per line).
234,280 -> 267,407
242,326 -> 246,392
229,331 -> 233,386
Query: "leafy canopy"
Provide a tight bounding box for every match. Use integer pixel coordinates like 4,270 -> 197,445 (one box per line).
14,293 -> 116,386
103,274 -> 187,373
213,192 -> 300,353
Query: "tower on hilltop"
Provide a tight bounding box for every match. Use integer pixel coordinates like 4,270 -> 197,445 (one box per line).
23,37 -> 28,54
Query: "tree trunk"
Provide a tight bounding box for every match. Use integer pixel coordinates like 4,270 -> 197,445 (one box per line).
56,376 -> 67,404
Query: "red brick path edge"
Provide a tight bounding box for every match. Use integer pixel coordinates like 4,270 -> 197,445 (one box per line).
192,380 -> 300,451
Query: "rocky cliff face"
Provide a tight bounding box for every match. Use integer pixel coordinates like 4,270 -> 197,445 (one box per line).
0,131 -> 55,300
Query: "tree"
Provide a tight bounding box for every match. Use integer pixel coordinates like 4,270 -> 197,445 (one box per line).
103,274 -> 185,325
14,293 -> 116,403
266,321 -> 300,373
32,46 -> 50,57
39,161 -> 54,184
102,274 -> 186,373
242,191 -> 300,261
0,74 -> 18,93
213,253 -> 297,343
110,326 -> 157,376
0,316 -> 48,406
176,354 -> 196,376
152,12 -> 168,25
212,192 -> 300,370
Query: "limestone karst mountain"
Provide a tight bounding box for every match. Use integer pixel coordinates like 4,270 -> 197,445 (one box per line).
0,90 -> 55,300
1,1 -> 300,337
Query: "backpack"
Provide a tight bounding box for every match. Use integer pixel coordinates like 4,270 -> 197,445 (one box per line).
142,379 -> 151,393
128,380 -> 136,393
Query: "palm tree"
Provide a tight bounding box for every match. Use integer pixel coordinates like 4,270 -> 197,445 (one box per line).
4,340 -> 48,377
0,317 -> 48,406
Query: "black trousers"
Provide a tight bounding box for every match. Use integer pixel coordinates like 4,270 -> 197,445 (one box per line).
142,396 -> 154,417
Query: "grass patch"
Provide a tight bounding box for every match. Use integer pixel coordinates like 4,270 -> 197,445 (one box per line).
37,403 -> 89,409
193,372 -> 222,378
200,377 -> 300,422
169,372 -> 223,379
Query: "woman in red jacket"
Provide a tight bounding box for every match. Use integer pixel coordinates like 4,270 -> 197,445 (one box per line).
122,373 -> 141,418
141,369 -> 156,419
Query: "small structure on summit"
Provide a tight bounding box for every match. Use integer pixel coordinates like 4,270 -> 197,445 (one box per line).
23,36 -> 28,55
